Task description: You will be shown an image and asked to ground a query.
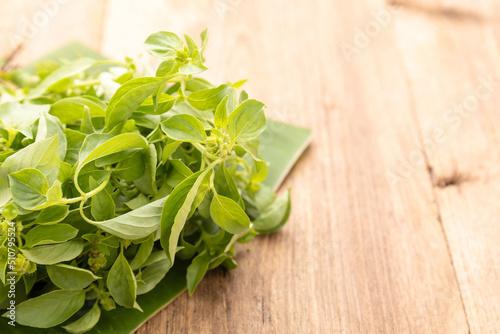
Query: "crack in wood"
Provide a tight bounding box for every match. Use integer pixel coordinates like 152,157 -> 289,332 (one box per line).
435,170 -> 471,188
402,74 -> 473,332
388,0 -> 485,23
425,167 -> 472,332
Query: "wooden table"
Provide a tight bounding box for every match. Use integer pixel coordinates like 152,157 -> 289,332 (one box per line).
2,0 -> 500,333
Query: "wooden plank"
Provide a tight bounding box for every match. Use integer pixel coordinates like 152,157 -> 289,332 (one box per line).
101,0 -> 468,333
392,5 -> 500,332
0,0 -> 107,65
7,0 -> 500,332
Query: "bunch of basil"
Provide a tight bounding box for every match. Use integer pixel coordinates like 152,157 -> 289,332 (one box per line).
0,30 -> 290,332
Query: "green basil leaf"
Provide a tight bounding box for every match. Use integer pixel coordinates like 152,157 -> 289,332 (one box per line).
77,133 -> 148,177
130,114 -> 161,130
161,169 -> 212,266
142,250 -> 168,267
136,258 -> 170,295
1,203 -> 18,220
26,58 -> 96,99
186,250 -> 211,295
9,168 -> 49,210
57,161 -> 73,183
41,180 -> 64,210
170,102 -> 213,129
80,106 -> 95,134
237,138 -> 263,161
104,77 -> 170,131
179,61 -> 207,75
253,189 -> 291,233
161,140 -> 181,164
227,87 -> 239,113
8,290 -> 85,328
156,60 -> 177,77
50,96 -> 106,124
76,165 -> 111,194
21,240 -> 84,265
166,159 -> 193,188
214,164 -> 243,207
251,159 -> 268,183
89,198 -> 165,239
36,113 -> 67,160
115,151 -> 145,181
77,133 -> 111,162
254,185 -> 277,212
130,234 -> 154,270
138,94 -> 177,115
200,28 -> 209,57
23,273 -> 37,294
133,144 -> 157,195
107,250 -> 137,308
161,114 -> 207,143
1,135 -> 60,182
144,31 -> 183,60
231,79 -> 248,89
185,78 -> 213,91
33,205 -> 70,225
210,193 -> 250,234
124,194 -> 150,210
62,301 -> 101,334
239,90 -> 249,103
0,135 -> 60,206
24,224 -> 78,248
222,258 -> 238,270
47,264 -> 101,290
90,176 -> 115,221
152,82 -> 167,112
0,102 -> 46,138
186,84 -> 230,110
228,99 -> 266,142
184,34 -> 198,54
64,129 -> 87,166
214,95 -> 228,129
170,159 -> 193,177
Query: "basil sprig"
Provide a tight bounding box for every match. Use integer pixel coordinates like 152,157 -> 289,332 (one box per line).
0,30 -> 291,332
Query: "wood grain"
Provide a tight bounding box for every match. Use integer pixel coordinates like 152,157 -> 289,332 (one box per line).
0,0 -> 107,66
393,8 -> 500,332
2,0 -> 500,332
